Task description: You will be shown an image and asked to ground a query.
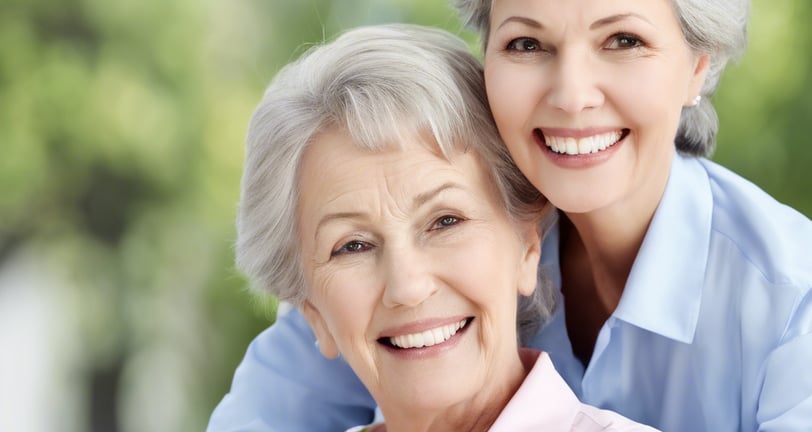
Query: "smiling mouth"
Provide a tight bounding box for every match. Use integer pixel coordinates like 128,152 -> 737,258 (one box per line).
380,318 -> 473,349
536,129 -> 629,155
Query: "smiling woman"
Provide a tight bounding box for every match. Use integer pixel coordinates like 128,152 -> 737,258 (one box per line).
297,128 -> 539,430
226,23 -> 658,432
209,1 -> 812,431
484,0 -> 711,215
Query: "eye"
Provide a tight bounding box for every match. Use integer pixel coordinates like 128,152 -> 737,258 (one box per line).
506,37 -> 541,52
331,240 -> 371,257
605,33 -> 644,50
432,215 -> 461,230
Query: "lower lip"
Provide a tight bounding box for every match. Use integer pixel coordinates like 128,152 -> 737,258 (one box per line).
380,320 -> 472,360
534,131 -> 625,169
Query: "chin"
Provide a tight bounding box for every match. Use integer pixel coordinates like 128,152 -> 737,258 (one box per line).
539,184 -> 618,215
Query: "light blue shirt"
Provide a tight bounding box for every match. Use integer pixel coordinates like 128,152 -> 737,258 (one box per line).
207,154 -> 812,432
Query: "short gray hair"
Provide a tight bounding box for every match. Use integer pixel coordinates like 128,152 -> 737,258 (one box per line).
237,24 -> 553,335
454,0 -> 750,157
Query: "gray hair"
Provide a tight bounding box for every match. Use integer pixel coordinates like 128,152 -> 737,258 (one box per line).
237,24 -> 553,339
454,0 -> 750,157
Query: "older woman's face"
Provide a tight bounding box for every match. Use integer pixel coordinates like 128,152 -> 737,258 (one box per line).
297,129 -> 540,414
484,0 -> 709,215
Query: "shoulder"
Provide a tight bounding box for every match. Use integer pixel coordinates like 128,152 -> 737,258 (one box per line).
698,158 -> 812,291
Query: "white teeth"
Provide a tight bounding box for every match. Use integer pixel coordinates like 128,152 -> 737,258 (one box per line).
566,137 -> 577,155
577,138 -> 590,154
545,131 -> 623,155
389,319 -> 467,349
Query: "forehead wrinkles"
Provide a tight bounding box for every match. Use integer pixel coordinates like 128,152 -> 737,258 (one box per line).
375,152 -> 459,220
314,149 -> 441,221
491,0 -> 655,36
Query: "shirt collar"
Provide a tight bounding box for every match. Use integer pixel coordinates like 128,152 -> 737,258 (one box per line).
490,350 -> 583,431
612,153 -> 713,343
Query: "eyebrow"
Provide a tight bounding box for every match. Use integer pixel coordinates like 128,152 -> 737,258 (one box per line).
495,16 -> 543,32
313,211 -> 366,246
316,211 -> 366,230
590,13 -> 654,30
495,13 -> 653,32
313,182 -> 465,240
413,182 -> 464,209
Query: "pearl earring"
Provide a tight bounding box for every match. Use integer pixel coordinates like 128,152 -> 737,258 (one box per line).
692,95 -> 702,107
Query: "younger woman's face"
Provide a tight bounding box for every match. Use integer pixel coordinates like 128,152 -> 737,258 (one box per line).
484,0 -> 708,215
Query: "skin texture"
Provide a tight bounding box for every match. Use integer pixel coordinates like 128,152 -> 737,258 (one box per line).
297,128 -> 541,432
484,0 -> 709,363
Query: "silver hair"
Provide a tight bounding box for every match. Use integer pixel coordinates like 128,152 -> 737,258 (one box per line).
454,0 -> 750,157
237,24 -> 554,341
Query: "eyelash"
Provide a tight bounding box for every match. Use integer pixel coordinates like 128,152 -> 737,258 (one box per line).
329,215 -> 464,257
505,37 -> 542,53
606,33 -> 644,50
504,32 -> 646,53
432,215 -> 461,230
331,240 -> 371,257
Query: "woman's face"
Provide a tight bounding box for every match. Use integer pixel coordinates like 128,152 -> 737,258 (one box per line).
297,129 -> 540,414
484,0 -> 709,215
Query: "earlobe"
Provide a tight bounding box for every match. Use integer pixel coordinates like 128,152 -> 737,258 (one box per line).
300,300 -> 340,359
686,53 -> 711,106
517,222 -> 543,297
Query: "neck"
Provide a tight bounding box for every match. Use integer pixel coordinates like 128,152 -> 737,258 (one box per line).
558,152 -> 674,366
563,158 -> 671,303
377,349 -> 529,432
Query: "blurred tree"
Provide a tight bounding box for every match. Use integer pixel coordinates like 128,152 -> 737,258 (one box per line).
0,0 -> 272,430
715,0 -> 812,216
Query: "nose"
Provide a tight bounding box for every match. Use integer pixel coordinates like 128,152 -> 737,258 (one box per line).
381,245 -> 438,308
545,50 -> 604,114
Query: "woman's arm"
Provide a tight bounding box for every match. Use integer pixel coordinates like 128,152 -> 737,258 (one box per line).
756,291 -> 812,430
207,305 -> 377,432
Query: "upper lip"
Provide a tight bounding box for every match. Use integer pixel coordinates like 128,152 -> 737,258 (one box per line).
536,126 -> 623,138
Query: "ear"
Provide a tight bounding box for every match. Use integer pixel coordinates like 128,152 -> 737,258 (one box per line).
685,53 -> 711,106
300,300 -> 340,359
516,221 -> 543,297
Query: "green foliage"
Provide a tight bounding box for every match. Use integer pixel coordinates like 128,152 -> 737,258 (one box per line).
714,1 -> 812,216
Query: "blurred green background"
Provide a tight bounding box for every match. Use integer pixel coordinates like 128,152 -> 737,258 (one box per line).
0,1 -> 809,431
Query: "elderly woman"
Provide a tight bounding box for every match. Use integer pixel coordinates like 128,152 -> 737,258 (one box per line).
233,23 -> 657,432
209,1 -> 812,431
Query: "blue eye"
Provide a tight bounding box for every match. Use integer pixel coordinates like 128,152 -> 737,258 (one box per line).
331,240 -> 370,257
433,216 -> 461,230
506,37 -> 541,52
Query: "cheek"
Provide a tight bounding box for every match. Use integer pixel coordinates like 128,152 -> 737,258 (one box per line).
485,64 -> 535,131
312,270 -> 380,342
441,237 -> 520,305
609,64 -> 687,127
450,240 -> 521,349
485,64 -> 540,177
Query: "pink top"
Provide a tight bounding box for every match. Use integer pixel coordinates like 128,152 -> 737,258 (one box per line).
489,350 -> 658,431
347,350 -> 658,432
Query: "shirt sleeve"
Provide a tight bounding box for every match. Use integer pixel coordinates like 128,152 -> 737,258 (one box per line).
756,290 -> 812,431
206,304 -> 377,432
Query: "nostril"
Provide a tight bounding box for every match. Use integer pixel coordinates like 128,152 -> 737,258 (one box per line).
382,278 -> 439,308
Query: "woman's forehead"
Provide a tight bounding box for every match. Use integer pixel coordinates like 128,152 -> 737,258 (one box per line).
298,131 -> 493,209
306,127 -> 476,169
